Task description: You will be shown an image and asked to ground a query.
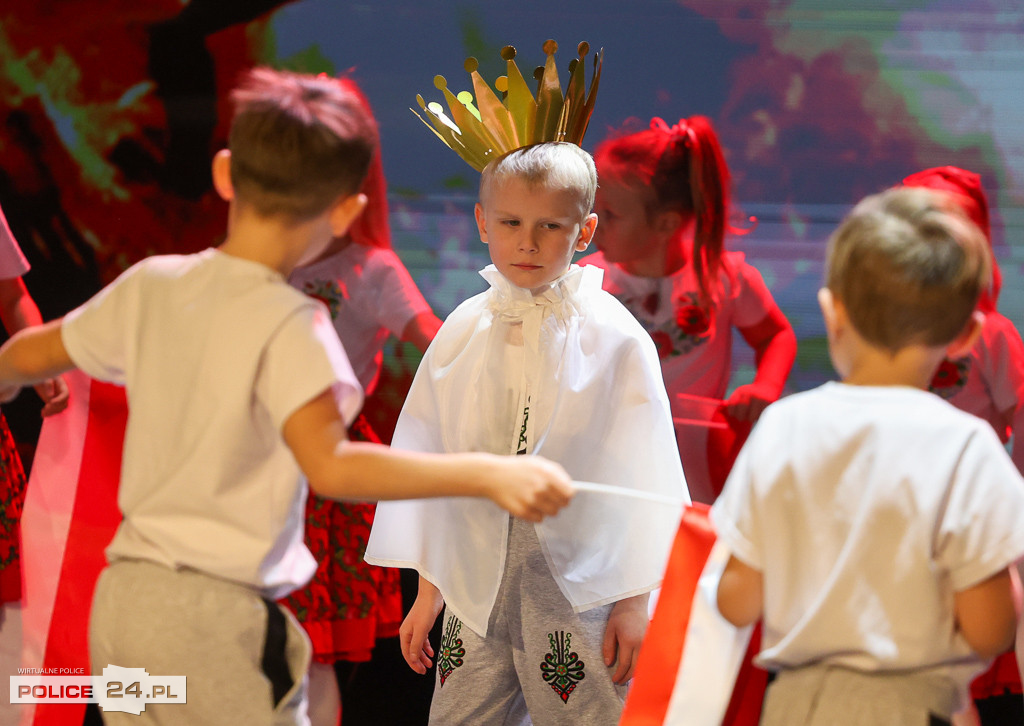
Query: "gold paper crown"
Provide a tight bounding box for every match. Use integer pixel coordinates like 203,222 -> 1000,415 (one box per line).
413,40 -> 603,172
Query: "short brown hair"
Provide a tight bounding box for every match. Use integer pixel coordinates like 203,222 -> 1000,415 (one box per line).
228,68 -> 378,220
825,187 -> 990,353
479,143 -> 597,220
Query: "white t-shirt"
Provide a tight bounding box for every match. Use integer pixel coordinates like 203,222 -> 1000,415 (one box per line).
288,243 -> 433,394
712,383 -> 1024,703
581,249 -> 776,401
0,205 -> 29,280
62,249 -> 362,598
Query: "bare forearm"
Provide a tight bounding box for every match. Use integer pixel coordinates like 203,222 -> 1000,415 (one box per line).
0,278 -> 44,336
306,441 -> 499,501
738,305 -> 797,398
613,591 -> 650,615
400,311 -> 442,354
0,321 -> 74,388
284,390 -> 572,518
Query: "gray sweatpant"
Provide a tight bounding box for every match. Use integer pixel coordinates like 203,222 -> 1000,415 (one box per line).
90,559 -> 311,725
428,517 -> 628,726
760,664 -> 958,726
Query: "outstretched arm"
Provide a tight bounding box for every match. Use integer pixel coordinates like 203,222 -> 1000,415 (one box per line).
0,320 -> 75,405
400,311 -> 443,354
0,280 -> 69,415
282,389 -> 575,519
716,554 -> 763,628
725,306 -> 796,422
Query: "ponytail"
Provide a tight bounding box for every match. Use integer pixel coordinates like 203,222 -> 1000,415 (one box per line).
596,116 -> 731,305
678,116 -> 729,304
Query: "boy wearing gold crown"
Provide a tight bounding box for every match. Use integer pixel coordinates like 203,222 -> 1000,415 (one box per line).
365,43 -> 688,724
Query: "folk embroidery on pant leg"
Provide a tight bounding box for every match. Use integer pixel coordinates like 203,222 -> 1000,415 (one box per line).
437,614 -> 466,687
540,630 -> 585,703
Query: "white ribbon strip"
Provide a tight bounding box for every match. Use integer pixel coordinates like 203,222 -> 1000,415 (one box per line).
571,480 -> 688,507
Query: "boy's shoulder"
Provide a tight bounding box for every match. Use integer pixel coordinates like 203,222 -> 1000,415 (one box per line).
131,249 -> 316,318
759,382 -> 992,439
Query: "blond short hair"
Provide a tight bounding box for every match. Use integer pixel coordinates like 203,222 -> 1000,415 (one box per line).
479,143 -> 597,220
228,68 -> 378,220
825,186 -> 991,352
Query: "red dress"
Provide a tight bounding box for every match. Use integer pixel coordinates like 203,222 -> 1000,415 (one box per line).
0,412 -> 28,603
279,416 -> 402,664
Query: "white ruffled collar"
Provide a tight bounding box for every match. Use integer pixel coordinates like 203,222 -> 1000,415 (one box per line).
479,264 -> 603,320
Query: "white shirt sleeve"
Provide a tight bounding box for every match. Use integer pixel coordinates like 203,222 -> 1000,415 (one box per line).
935,422 -> 1024,591
728,253 -> 780,331
61,263 -> 145,384
360,249 -> 434,337
710,415 -> 767,570
0,205 -> 30,280
256,304 -> 364,432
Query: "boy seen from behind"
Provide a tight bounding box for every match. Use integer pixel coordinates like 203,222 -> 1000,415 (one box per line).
0,68 -> 573,725
713,186 -> 1024,725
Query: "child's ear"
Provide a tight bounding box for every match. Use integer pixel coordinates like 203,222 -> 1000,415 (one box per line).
576,213 -> 599,252
654,209 -> 685,238
328,193 -> 368,238
474,203 -> 488,244
945,310 -> 985,360
817,287 -> 836,327
817,287 -> 847,338
212,150 -> 234,201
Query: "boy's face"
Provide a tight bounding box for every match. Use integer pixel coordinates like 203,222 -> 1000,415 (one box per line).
475,176 -> 597,292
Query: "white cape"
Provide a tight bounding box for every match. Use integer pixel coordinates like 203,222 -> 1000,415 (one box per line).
365,264 -> 688,636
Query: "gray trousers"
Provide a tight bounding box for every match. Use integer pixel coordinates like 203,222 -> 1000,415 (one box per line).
428,517 -> 628,726
90,559 -> 311,725
760,664 -> 958,726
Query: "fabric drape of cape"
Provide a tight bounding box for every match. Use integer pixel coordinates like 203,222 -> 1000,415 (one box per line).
365,264 -> 688,636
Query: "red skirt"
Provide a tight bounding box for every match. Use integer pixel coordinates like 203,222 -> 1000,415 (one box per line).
279,415 -> 402,664
0,412 -> 27,603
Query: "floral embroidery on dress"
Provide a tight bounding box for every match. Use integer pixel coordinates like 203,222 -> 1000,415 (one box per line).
301,279 -> 345,319
929,357 -> 971,400
280,415 -> 402,662
540,630 -> 585,703
630,291 -> 713,359
437,615 -> 466,686
0,417 -> 25,571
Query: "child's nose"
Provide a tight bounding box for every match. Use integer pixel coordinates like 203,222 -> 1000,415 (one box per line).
519,229 -> 540,252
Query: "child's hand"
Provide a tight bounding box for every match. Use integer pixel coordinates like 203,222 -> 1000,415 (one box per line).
400,578 -> 445,674
723,382 -> 776,422
35,376 -> 69,417
602,592 -> 650,684
484,455 -> 575,522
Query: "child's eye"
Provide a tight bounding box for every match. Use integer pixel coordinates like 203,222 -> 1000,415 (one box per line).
542,222 -> 562,230
501,219 -> 520,227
